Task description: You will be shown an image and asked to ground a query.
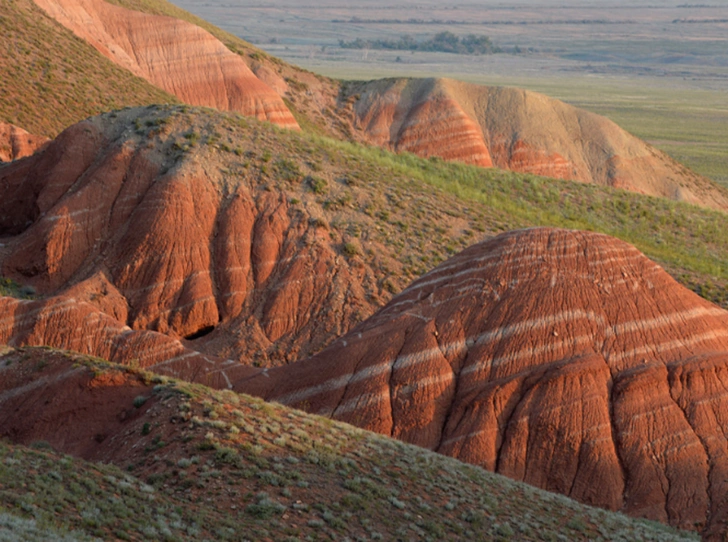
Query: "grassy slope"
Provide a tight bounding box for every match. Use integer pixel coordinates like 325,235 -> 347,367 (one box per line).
0,0 -> 178,137
130,105 -> 728,308
0,347 -> 698,541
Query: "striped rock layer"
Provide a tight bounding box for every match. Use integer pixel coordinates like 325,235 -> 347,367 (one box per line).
32,0 -> 298,130
236,228 -> 728,538
349,78 -> 728,211
0,123 -> 49,162
354,78 -> 492,167
18,0 -> 725,209
0,108 -> 375,381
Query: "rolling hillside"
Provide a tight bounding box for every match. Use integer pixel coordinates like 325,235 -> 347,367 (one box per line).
0,347 -> 698,541
237,228 -> 728,535
3,0 -> 726,209
1,1 -> 727,539
0,0 -> 178,137
2,106 -> 728,375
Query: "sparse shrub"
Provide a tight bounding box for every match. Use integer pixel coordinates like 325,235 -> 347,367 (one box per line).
245,493 -> 286,519
309,217 -> 328,229
275,158 -> 302,182
567,517 -> 588,532
495,522 -> 515,537
306,175 -> 327,194
183,131 -> 199,145
214,446 -> 241,467
342,242 -> 359,257
0,277 -> 36,299
29,441 -> 54,451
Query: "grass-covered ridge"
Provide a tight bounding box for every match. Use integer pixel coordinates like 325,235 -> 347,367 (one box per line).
0,347 -> 699,541
319,136 -> 728,280
114,104 -> 728,307
0,0 -> 177,137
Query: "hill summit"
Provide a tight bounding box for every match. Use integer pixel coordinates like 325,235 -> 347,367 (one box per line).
237,227 -> 728,536
347,78 -> 724,209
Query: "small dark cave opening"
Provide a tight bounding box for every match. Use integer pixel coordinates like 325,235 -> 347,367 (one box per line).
184,325 -> 216,341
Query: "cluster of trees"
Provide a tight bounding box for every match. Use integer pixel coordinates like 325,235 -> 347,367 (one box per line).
339,32 -> 501,55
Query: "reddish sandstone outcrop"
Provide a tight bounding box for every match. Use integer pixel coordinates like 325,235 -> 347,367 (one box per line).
0,107 -> 376,378
0,123 -> 49,162
354,78 -> 492,167
348,78 -> 728,210
0,295 -> 242,388
236,228 -> 728,536
32,0 -> 298,129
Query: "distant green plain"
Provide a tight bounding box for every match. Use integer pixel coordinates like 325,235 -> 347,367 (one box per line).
494,76 -> 728,189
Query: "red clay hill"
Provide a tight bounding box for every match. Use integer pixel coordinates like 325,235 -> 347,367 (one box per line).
345,78 -> 727,209
236,227 -> 728,537
0,106 -> 381,384
23,0 -> 728,210
32,0 -> 299,130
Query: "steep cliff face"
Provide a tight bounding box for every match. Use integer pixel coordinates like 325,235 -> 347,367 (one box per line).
347,78 -> 728,210
236,228 -> 728,536
0,123 -> 49,162
32,0 -> 298,129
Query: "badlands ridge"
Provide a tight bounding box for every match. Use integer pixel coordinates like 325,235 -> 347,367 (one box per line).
1,0 -> 728,538
1,108 -> 728,536
3,0 -> 726,209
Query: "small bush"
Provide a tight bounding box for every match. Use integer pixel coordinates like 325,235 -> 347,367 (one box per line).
342,242 -> 359,257
245,493 -> 286,519
306,176 -> 327,194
